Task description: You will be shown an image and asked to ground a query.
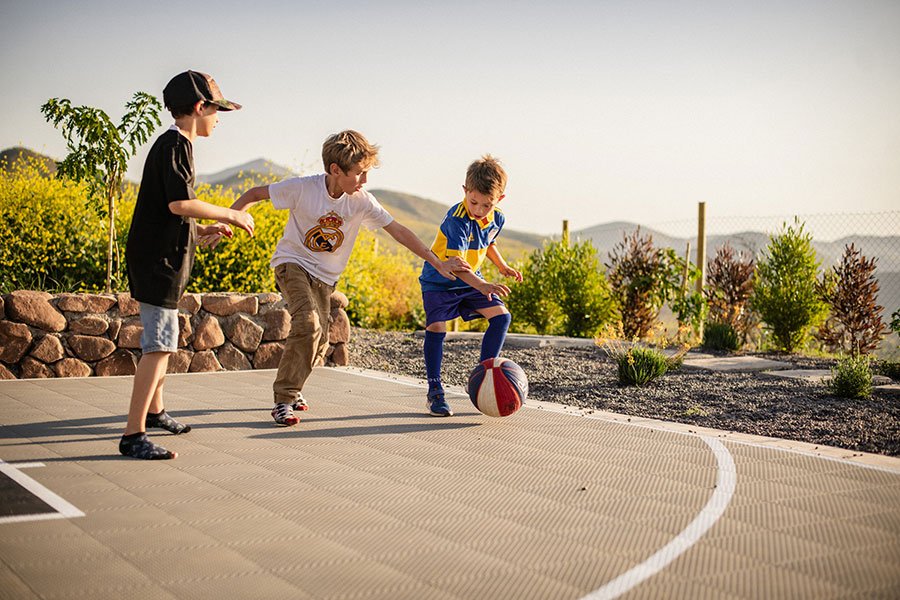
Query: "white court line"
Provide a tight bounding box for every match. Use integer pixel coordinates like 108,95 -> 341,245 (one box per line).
336,367 -> 736,598
0,460 -> 85,524
580,436 -> 736,599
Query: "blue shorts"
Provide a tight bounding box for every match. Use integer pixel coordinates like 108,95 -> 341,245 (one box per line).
139,303 -> 178,353
423,288 -> 505,326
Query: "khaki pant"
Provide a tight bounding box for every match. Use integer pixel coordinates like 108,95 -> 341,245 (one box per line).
273,262 -> 333,404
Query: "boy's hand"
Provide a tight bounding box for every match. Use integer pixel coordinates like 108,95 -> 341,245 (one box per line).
477,281 -> 511,300
197,224 -> 233,249
229,209 -> 255,237
499,265 -> 523,282
434,257 -> 472,281
446,256 -> 472,272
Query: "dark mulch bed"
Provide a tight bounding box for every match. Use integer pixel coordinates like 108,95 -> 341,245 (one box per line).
348,328 -> 900,457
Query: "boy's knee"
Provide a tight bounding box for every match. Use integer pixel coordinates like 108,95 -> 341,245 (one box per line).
489,312 -> 511,329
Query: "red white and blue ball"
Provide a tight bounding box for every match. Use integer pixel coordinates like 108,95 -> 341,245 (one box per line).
467,357 -> 528,417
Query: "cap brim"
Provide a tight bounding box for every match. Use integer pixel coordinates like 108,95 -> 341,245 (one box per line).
210,99 -> 242,111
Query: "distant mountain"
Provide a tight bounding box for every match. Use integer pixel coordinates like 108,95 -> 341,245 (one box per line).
197,158 -> 296,190
197,158 -> 548,259
368,188 -> 546,259
0,146 -> 56,175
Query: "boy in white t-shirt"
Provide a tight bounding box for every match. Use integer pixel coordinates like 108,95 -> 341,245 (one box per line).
229,130 -> 469,425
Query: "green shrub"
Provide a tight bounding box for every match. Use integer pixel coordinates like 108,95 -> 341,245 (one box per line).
507,239 -> 615,337
874,360 -> 900,381
0,159 -> 282,295
702,322 -> 741,352
750,219 -> 828,352
890,309 -> 900,335
827,354 -> 873,399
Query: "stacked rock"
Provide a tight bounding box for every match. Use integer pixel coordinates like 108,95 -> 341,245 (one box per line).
0,291 -> 301,379
325,291 -> 352,366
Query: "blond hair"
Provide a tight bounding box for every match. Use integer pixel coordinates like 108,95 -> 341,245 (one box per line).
465,154 -> 507,198
322,130 -> 380,173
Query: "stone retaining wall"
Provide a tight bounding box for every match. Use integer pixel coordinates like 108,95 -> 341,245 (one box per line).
0,290 -> 351,380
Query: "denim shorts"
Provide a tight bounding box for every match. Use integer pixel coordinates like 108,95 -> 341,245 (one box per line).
139,302 -> 179,353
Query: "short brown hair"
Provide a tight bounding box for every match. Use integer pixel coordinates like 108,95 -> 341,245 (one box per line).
169,103 -> 196,119
168,101 -> 214,119
465,154 -> 507,198
322,130 -> 380,173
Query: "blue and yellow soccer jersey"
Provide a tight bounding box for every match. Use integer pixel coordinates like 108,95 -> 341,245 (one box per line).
419,200 -> 506,291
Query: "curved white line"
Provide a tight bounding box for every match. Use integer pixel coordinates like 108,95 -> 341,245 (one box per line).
335,367 -> 739,597
580,436 -> 736,600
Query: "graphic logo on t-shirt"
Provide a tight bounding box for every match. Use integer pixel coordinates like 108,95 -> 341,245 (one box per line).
304,211 -> 345,253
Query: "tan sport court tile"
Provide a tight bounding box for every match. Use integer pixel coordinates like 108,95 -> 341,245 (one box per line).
1,367 -> 899,599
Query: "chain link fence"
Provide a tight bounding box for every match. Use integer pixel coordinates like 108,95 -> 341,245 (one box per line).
573,210 -> 900,355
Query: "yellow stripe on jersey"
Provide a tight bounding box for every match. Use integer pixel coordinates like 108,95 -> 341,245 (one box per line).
428,201 -> 502,275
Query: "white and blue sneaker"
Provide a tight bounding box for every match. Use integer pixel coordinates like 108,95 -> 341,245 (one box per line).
426,391 -> 453,417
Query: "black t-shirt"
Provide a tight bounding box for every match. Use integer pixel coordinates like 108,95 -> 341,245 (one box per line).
125,128 -> 198,308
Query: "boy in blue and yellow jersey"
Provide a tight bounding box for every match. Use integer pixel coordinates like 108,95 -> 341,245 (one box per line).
419,155 -> 523,416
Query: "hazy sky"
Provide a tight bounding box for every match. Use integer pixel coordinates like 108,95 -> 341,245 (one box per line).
2,0 -> 898,235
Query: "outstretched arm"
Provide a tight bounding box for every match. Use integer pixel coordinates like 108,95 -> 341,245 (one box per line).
230,185 -> 270,212
447,268 -> 511,300
197,185 -> 272,247
382,220 -> 471,281
169,198 -> 254,236
487,244 -> 523,282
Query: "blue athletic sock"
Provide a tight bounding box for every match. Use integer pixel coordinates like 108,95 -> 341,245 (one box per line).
424,331 -> 446,394
480,313 -> 512,362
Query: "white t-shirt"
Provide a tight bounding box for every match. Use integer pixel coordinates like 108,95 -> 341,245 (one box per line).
268,174 -> 393,285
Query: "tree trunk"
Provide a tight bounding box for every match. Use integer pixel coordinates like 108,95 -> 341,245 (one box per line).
106,178 -> 116,293
106,204 -> 113,293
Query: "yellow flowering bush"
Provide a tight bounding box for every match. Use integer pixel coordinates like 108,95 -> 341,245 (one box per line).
0,158 -> 113,292
339,231 -> 424,329
189,182 -> 285,293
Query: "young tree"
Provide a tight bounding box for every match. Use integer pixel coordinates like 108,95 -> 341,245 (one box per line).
704,242 -> 757,344
750,219 -> 827,352
605,228 -> 686,339
816,244 -> 885,356
41,92 -> 161,292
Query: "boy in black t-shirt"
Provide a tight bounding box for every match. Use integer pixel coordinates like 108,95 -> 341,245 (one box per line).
121,71 -> 253,460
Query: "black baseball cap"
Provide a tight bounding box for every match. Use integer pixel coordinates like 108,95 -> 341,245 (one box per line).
163,70 -> 242,111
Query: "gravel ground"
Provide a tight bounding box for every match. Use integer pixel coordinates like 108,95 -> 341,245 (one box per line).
348,328 -> 900,457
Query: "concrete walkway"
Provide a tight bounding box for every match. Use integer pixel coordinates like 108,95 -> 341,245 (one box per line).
1,368 -> 899,599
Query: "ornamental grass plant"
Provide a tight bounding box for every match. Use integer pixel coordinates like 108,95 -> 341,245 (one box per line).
596,325 -> 690,386
702,322 -> 741,352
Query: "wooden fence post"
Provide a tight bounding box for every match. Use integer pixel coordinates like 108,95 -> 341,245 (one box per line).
696,202 -> 707,340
